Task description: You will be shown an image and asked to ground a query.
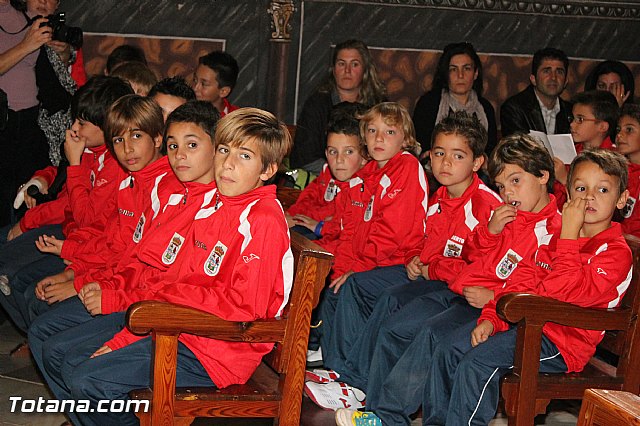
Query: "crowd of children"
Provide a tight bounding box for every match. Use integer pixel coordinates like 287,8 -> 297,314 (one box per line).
0,39 -> 638,426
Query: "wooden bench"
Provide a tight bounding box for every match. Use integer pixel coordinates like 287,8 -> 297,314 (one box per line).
497,234 -> 640,426
577,389 -> 640,426
126,232 -> 332,425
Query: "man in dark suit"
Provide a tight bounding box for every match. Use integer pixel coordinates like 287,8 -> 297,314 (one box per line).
500,48 -> 572,137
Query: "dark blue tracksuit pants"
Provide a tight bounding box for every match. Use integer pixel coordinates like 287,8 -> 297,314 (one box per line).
370,291 -> 482,426
319,265 -> 408,374
423,324 -> 567,425
338,279 -> 449,391
0,255 -> 66,332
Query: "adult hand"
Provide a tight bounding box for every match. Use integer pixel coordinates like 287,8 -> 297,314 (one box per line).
20,18 -> 52,54
47,40 -> 71,64
609,83 -> 630,108
487,204 -> 517,235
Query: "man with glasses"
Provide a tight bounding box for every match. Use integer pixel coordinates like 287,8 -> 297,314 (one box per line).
500,47 -> 572,137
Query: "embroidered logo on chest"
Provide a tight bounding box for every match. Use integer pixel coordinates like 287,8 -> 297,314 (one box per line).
324,181 -> 338,202
622,196 -> 636,219
132,213 -> 146,243
443,239 -> 463,257
162,232 -> 185,265
204,241 -> 227,276
495,249 -> 522,279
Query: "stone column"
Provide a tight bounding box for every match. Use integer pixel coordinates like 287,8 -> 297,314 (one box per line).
266,0 -> 295,120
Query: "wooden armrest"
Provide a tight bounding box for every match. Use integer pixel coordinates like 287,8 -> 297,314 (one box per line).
126,301 -> 285,343
497,293 -> 630,330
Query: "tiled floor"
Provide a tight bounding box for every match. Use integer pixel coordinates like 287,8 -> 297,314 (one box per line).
0,316 -> 580,426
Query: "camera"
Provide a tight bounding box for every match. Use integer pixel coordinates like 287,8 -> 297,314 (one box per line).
35,12 -> 83,49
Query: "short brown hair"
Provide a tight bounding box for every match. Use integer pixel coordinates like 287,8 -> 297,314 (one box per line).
488,133 -> 555,193
214,108 -> 292,172
110,62 -> 158,95
567,149 -> 628,196
104,95 -> 164,151
359,102 -> 418,156
432,110 -> 487,158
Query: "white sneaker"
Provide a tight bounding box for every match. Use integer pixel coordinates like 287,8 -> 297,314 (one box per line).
0,275 -> 10,296
306,347 -> 323,363
304,381 -> 366,411
305,368 -> 340,383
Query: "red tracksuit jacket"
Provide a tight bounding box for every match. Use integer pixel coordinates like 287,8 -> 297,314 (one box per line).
287,163 -> 348,222
621,162 -> 640,237
406,174 -> 502,283
63,156 -> 182,276
77,181 -> 219,296
451,196 -> 562,297
20,145 -> 120,236
320,151 -> 429,279
482,223 -> 632,373
103,184 -> 293,388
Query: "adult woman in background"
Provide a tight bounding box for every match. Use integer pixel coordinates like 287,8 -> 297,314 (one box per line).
289,39 -> 386,175
585,60 -> 635,108
413,42 -> 497,156
0,0 -> 52,227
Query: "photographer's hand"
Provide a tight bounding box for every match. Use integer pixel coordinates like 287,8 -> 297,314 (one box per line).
47,40 -> 71,64
21,18 -> 52,54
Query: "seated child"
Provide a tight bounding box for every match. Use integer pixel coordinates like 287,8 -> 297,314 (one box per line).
553,90 -> 619,208
308,102 -> 428,369
148,76 -> 196,121
616,103 -> 640,237
192,50 -> 239,116
333,133 -> 563,426
304,111 -> 502,410
424,148 -> 632,425
110,61 -> 158,96
35,107 -> 293,425
286,102 -> 368,240
0,76 -> 133,332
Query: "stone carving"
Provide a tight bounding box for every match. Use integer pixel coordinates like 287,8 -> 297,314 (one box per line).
268,0 -> 295,41
332,0 -> 640,18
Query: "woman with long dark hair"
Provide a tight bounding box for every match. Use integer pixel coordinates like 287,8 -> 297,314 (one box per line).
413,42 -> 497,156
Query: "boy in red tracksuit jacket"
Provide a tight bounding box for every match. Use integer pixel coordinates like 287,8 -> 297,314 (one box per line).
286,102 -> 367,240
32,95 -> 183,306
36,106 -> 294,426
616,104 -> 640,237
333,133 -> 563,426
552,90 -> 619,209
305,112 -> 502,412
425,149 -> 632,426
